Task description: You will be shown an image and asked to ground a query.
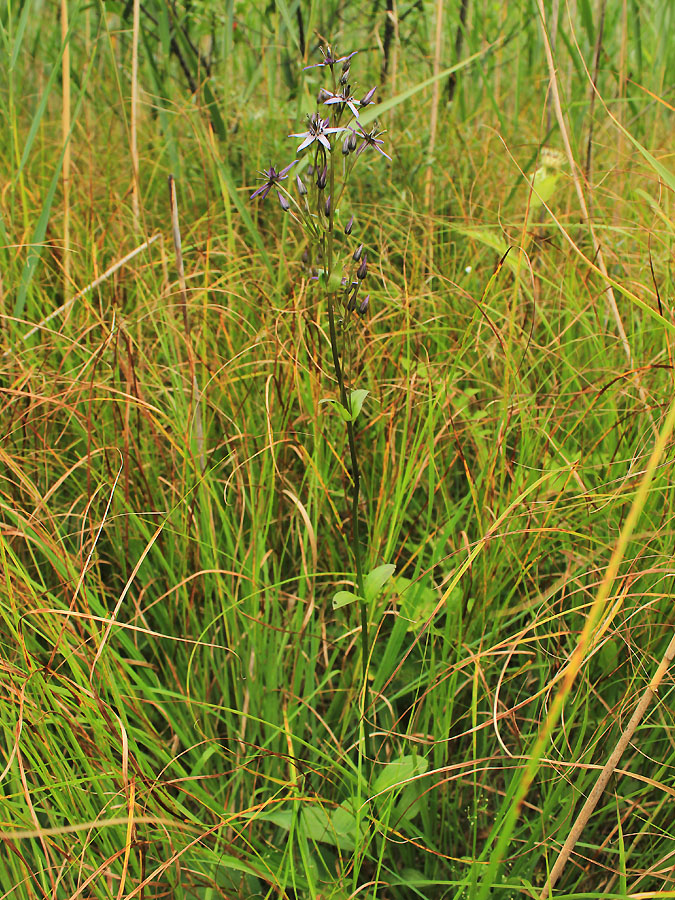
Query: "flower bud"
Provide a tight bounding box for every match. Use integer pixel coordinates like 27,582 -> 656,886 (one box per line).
344,215 -> 354,235
296,174 -> 307,195
348,131 -> 358,152
358,295 -> 370,315
339,68 -> 350,85
342,134 -> 351,156
278,193 -> 290,211
357,253 -> 368,279
324,195 -> 331,216
360,87 -> 377,107
316,164 -> 328,190
352,243 -> 363,262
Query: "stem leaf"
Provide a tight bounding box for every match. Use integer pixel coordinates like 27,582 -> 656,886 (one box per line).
364,563 -> 396,604
332,590 -> 361,610
348,389 -> 369,422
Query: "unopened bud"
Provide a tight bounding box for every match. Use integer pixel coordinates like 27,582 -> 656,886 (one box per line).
296,174 -> 307,195
360,87 -> 377,107
278,193 -> 290,211
344,215 -> 354,235
324,195 -> 331,216
358,295 -> 370,315
348,131 -> 358,152
316,164 -> 328,190
342,134 -> 351,156
339,68 -> 350,85
357,253 -> 368,279
353,243 -> 363,262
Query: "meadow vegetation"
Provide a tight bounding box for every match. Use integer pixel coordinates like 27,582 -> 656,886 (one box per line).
0,1 -> 674,898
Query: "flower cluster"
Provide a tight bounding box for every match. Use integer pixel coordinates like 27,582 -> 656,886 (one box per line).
249,43 -> 389,318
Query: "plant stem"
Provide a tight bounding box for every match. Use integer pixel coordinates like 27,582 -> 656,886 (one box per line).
325,133 -> 372,766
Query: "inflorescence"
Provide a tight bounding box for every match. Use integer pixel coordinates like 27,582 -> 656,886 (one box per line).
250,44 -> 389,318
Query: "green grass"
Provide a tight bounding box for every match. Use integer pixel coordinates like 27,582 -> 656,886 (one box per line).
0,2 -> 674,898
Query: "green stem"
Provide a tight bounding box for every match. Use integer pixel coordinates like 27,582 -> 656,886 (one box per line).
324,122 -> 372,766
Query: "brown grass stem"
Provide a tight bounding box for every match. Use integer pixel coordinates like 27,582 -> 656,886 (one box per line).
540,629 -> 675,899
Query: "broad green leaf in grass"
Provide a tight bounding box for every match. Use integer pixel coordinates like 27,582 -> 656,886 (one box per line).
319,397 -> 350,422
529,167 -> 562,210
332,590 -> 361,610
253,805 -> 359,851
347,389 -> 369,422
320,390 -> 369,422
372,754 -> 429,801
364,564 -> 395,604
394,782 -> 427,823
303,804 -> 359,851
394,575 -> 443,631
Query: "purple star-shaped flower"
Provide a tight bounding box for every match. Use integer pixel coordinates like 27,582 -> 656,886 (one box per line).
290,113 -> 344,153
354,122 -> 391,161
250,161 -> 296,206
304,46 -> 357,70
322,87 -> 361,118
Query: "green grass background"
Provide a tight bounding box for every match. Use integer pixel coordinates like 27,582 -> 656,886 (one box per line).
0,0 -> 674,897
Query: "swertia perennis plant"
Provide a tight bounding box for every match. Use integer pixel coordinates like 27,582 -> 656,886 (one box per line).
251,43 -> 395,763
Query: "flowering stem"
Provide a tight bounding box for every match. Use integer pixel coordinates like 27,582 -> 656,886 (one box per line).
325,125 -> 372,766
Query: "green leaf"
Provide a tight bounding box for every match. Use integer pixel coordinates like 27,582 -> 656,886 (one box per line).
332,590 -> 361,610
347,389 -> 369,422
252,805 -> 358,851
319,397 -> 351,422
529,166 -> 561,210
395,575 -> 443,631
394,783 -> 427,822
364,564 -> 396,604
303,804 -> 358,851
372,754 -> 429,799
